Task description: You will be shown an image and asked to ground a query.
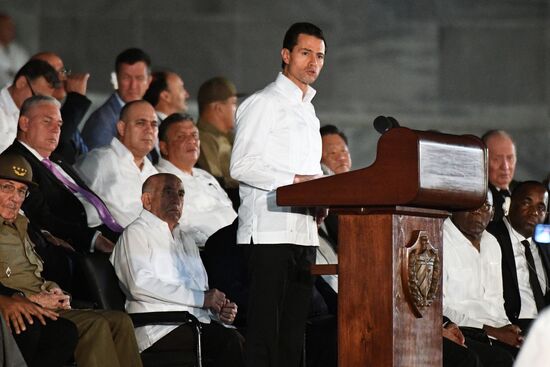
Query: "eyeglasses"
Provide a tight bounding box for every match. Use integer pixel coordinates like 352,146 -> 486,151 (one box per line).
57,67 -> 71,77
473,202 -> 493,213
0,183 -> 29,199
24,76 -> 36,96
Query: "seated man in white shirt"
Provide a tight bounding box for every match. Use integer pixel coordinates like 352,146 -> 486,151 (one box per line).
155,113 -> 237,247
444,190 -> 519,364
75,100 -> 158,228
110,173 -> 244,366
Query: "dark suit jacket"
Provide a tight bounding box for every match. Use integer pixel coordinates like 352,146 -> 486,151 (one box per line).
81,92 -> 122,151
5,141 -> 108,252
487,219 -> 550,323
55,92 -> 92,164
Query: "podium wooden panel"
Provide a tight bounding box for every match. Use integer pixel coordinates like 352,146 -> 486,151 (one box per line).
277,127 -> 487,367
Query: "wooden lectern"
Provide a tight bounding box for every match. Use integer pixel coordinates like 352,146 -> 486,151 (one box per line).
277,127 -> 487,367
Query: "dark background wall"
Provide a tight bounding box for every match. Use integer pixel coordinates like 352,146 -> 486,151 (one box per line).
2,0 -> 549,181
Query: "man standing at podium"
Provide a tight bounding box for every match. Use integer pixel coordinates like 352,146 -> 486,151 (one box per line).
230,22 -> 326,367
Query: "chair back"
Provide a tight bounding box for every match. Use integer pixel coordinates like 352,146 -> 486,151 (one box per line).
74,253 -> 126,311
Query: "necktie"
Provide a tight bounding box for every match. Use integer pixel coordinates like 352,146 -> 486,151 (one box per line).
41,158 -> 124,233
521,239 -> 546,312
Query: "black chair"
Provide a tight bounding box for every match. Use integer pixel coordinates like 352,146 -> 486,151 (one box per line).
73,253 -> 203,367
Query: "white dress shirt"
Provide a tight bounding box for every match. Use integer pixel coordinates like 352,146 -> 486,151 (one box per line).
230,72 -> 322,246
443,218 -> 510,328
504,217 -> 548,319
156,158 -> 237,246
111,209 -> 211,352
0,86 -> 19,153
74,138 -> 158,227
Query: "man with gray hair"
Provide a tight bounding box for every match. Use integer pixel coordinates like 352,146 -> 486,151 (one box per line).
482,130 -> 517,222
5,95 -> 121,253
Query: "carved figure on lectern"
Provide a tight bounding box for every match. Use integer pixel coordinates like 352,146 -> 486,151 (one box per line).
401,231 -> 441,317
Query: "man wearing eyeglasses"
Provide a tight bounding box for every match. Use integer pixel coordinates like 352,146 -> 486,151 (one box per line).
0,152 -> 143,367
32,52 -> 91,165
0,59 -> 59,154
443,191 -> 517,365
487,181 -> 550,333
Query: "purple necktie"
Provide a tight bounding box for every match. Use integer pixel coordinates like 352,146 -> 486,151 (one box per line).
41,158 -> 124,233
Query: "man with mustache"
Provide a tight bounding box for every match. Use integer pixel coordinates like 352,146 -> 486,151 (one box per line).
75,100 -> 159,228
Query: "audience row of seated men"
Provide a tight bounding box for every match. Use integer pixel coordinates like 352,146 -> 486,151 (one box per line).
0,46 -> 548,367
0,152 -> 142,367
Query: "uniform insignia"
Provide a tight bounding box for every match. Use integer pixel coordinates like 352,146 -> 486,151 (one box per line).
5,266 -> 11,277
12,165 -> 27,177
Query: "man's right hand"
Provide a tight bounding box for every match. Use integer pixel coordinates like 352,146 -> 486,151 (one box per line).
0,294 -> 59,334
94,234 -> 115,253
483,324 -> 523,348
203,289 -> 226,313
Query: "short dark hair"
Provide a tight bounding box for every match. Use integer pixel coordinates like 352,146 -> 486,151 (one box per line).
115,48 -> 151,74
281,22 -> 326,69
512,180 -> 547,203
142,173 -> 182,194
13,59 -> 60,88
320,124 -> 348,145
159,113 -> 195,142
143,71 -> 170,107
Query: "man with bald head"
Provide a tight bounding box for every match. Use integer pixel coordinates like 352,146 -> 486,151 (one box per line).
32,51 -> 91,164
482,130 -> 517,222
5,95 -> 121,254
75,100 -> 159,228
111,173 -> 244,365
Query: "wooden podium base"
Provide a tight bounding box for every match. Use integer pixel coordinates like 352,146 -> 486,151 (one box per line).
335,207 -> 447,367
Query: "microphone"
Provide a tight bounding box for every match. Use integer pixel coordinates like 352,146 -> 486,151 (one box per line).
373,115 -> 400,134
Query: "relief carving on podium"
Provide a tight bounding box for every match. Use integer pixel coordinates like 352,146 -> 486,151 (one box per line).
400,231 -> 440,318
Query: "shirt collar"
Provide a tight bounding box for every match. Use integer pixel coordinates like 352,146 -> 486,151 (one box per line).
197,118 -> 229,138
156,158 -> 193,177
140,208 -> 179,234
18,140 -> 47,160
114,92 -> 126,108
275,72 -> 317,103
504,216 -> 531,243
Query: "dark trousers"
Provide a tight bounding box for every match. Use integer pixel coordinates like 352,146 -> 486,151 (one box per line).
13,316 -> 78,367
244,243 -> 316,367
147,320 -> 245,367
443,336 -> 515,367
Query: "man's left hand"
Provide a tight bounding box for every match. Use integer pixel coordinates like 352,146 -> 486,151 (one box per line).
219,299 -> 238,325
